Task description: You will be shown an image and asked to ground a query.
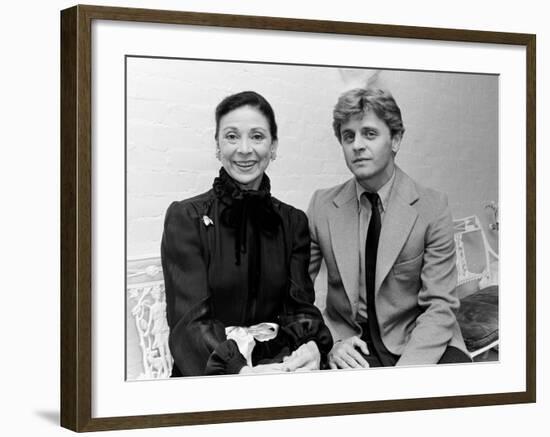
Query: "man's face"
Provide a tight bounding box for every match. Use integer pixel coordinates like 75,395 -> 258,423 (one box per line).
339,110 -> 401,191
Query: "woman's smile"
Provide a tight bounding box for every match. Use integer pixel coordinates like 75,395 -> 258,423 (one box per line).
234,160 -> 257,170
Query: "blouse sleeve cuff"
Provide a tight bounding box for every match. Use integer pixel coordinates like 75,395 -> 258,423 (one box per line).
280,316 -> 333,356
204,339 -> 247,375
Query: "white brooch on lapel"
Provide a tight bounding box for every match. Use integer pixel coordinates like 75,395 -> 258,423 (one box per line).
202,215 -> 214,227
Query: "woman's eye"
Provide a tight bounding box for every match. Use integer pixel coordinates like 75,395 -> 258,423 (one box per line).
251,133 -> 265,142
224,133 -> 239,143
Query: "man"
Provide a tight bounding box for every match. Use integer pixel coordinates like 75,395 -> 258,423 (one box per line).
307,88 -> 470,368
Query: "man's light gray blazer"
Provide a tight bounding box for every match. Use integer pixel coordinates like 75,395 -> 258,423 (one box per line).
307,166 -> 468,366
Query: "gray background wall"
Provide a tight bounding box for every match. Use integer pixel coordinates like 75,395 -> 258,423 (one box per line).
127,57 -> 499,259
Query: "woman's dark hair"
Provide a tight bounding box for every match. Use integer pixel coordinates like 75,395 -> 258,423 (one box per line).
332,88 -> 405,142
215,91 -> 278,141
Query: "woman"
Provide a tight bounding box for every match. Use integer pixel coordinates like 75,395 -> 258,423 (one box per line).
161,91 -> 333,376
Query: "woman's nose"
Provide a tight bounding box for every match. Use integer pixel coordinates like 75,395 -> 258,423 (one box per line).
237,138 -> 253,154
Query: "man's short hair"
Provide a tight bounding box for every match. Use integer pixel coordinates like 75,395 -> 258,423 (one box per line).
332,88 -> 405,142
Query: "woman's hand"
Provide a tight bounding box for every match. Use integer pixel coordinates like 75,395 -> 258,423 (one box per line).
282,341 -> 321,372
238,341 -> 322,374
239,363 -> 287,375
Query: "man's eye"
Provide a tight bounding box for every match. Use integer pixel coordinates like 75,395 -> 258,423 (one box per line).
365,130 -> 377,140
342,133 -> 354,143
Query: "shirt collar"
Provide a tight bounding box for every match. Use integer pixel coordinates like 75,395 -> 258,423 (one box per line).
354,169 -> 396,213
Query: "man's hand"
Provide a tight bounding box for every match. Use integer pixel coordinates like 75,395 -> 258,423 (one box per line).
328,336 -> 370,369
282,341 -> 321,372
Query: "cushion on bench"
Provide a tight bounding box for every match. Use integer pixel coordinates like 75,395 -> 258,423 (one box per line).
456,285 -> 499,352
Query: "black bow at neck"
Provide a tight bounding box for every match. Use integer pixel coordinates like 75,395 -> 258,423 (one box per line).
212,167 -> 281,265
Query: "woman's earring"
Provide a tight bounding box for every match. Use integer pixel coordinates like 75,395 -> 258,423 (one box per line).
271,150 -> 277,161
215,148 -> 221,160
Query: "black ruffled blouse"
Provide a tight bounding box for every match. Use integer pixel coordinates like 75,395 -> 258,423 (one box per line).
161,168 -> 333,376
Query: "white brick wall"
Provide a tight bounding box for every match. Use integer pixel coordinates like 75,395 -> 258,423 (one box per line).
127,57 -> 498,259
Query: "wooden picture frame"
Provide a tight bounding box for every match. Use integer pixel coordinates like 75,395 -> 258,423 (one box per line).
60,4 -> 536,432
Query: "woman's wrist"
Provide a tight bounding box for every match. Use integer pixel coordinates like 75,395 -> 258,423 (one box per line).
239,365 -> 253,374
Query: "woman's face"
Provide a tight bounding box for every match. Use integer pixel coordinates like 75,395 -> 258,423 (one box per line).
216,105 -> 277,190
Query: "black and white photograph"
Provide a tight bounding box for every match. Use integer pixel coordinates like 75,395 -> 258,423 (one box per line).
51,2 -> 539,434
125,57 -> 500,381
3,0 -> 546,435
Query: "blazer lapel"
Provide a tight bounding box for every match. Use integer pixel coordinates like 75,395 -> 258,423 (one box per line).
329,180 -> 360,315
376,167 -> 419,294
